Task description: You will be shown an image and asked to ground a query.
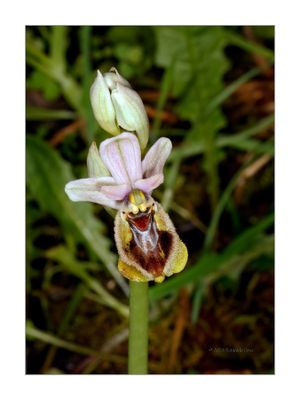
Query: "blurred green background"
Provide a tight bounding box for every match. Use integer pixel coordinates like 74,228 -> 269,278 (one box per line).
26,26 -> 274,374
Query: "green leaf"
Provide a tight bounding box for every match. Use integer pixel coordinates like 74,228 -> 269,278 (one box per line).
168,114 -> 275,161
79,26 -> 97,142
154,26 -> 230,210
253,26 -> 274,40
226,30 -> 274,61
26,135 -> 128,295
154,26 -> 230,125
223,213 -> 274,257
149,213 -> 274,301
27,70 -> 61,101
26,322 -> 96,356
107,26 -> 155,76
50,26 -> 68,72
191,283 -> 205,323
26,106 -> 75,120
205,67 -> 260,114
155,26 -> 198,96
47,246 -> 129,317
150,252 -> 220,301
26,30 -> 82,112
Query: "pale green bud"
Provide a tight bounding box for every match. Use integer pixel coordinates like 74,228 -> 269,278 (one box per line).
90,70 -> 120,135
90,67 -> 149,150
87,141 -> 110,177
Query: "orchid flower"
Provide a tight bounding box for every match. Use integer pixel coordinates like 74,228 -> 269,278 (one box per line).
65,132 -> 188,283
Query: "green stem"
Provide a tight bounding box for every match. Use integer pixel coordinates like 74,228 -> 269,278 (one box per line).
128,281 -> 148,374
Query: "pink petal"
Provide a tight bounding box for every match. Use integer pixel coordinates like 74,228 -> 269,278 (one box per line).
100,132 -> 143,185
142,137 -> 172,178
65,177 -> 125,209
101,184 -> 131,200
134,174 -> 164,194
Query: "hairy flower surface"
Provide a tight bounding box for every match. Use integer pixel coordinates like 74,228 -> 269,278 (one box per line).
65,132 -> 188,282
90,68 -> 149,150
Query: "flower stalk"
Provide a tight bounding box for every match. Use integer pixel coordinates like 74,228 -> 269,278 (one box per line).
128,281 -> 148,374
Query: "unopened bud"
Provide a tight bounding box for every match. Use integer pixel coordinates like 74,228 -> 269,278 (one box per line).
90,67 -> 149,150
87,141 -> 110,177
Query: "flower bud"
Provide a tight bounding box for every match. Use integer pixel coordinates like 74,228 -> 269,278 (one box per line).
87,141 -> 110,178
90,67 -> 149,150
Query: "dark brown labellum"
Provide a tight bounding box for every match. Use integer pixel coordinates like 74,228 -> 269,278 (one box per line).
126,210 -> 173,277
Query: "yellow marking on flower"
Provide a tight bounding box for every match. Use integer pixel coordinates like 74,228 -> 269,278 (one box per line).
139,203 -> 147,212
131,204 -> 139,214
118,259 -> 148,282
129,189 -> 145,206
128,189 -> 151,214
159,248 -> 165,258
154,275 -> 165,283
171,240 -> 188,274
153,209 -> 168,231
118,220 -> 132,247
